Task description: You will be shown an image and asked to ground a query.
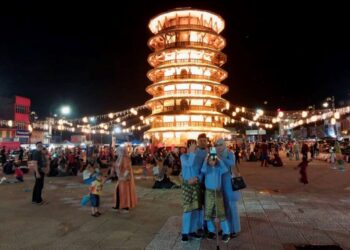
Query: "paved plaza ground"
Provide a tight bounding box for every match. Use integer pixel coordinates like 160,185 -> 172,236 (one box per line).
1,156 -> 350,250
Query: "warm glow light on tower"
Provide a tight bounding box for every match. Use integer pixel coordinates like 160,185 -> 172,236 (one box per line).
144,8 -> 230,146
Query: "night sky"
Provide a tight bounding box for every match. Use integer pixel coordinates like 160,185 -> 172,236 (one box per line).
1,1 -> 349,118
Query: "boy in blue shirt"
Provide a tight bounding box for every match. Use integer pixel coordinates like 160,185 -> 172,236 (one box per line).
201,148 -> 230,243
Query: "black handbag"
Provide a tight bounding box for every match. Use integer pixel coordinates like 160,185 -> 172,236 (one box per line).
232,176 -> 246,191
231,165 -> 246,191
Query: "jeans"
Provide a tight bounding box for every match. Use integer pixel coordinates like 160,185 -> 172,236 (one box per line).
32,172 -> 45,203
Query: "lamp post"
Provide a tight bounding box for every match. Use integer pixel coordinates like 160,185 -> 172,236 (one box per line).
323,96 -> 337,138
308,105 -> 317,140
59,105 -> 71,143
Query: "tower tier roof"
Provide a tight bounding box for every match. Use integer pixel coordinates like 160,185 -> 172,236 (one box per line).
149,8 -> 225,34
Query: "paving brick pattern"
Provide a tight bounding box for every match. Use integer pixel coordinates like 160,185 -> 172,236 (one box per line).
146,158 -> 350,250
1,157 -> 350,249
146,186 -> 350,249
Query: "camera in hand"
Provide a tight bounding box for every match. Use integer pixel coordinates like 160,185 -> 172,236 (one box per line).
209,147 -> 217,160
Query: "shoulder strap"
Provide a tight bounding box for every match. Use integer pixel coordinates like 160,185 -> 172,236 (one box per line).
235,163 -> 241,176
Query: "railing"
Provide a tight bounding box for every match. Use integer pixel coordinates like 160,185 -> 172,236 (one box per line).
151,58 -> 225,68
152,41 -> 223,52
151,121 -> 223,128
159,24 -> 216,34
153,105 -> 219,113
153,89 -> 222,97
152,73 -> 223,83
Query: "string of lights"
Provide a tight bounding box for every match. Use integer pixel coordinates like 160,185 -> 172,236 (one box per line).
1,103 -> 350,135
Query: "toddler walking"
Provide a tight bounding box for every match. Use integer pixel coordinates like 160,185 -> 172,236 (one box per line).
89,173 -> 104,217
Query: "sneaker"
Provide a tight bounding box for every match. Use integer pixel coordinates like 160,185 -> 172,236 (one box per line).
222,234 -> 230,243
230,232 -> 239,238
207,232 -> 216,240
0,177 -> 6,184
181,234 -> 189,242
189,232 -> 201,240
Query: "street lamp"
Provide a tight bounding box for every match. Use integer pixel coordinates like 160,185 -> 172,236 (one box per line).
58,106 -> 71,143
323,96 -> 337,138
323,96 -> 335,111
60,106 -> 71,116
308,105 -> 317,139
114,127 -> 121,134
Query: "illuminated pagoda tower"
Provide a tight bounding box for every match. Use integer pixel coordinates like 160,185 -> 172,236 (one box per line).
144,8 -> 230,146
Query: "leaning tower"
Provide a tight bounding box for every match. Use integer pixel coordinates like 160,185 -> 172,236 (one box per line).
144,8 -> 230,146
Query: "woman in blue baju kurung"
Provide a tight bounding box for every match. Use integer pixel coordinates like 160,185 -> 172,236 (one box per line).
215,138 -> 241,237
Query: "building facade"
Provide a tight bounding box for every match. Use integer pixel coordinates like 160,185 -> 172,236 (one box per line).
144,8 -> 230,146
0,96 -> 31,146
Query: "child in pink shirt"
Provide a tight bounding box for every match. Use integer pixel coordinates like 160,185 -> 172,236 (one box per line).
15,165 -> 24,182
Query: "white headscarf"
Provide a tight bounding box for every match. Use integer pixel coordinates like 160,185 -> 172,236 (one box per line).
215,138 -> 228,159
115,146 -> 126,172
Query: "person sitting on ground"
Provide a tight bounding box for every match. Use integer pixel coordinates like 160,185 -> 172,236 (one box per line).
3,159 -> 15,175
48,157 -> 59,177
164,149 -> 181,176
271,153 -> 283,167
152,150 -> 173,189
57,155 -> 67,175
152,166 -> 178,189
57,156 -> 69,177
14,164 -> 24,182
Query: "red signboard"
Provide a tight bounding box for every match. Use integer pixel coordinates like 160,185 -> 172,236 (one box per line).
0,141 -> 20,150
14,96 -> 30,123
15,96 -> 31,106
14,113 -> 30,123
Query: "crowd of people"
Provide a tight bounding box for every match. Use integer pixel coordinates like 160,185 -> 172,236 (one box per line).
1,135 -> 349,244
24,142 -> 138,213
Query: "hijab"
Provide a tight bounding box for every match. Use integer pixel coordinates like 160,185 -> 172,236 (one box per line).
215,138 -> 228,159
115,146 -> 127,170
